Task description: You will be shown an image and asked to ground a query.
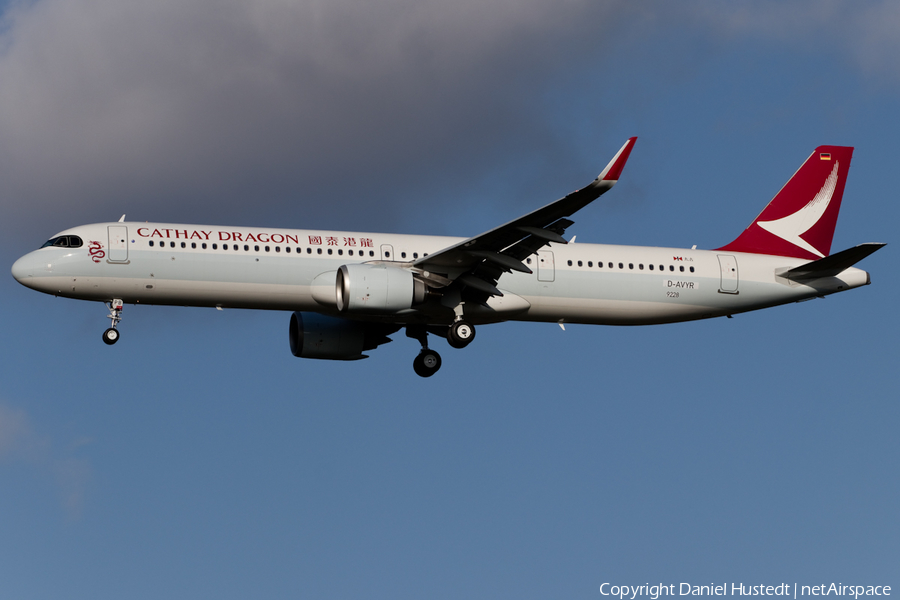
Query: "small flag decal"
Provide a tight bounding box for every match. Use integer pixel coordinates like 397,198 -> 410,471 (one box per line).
820,153 -> 832,160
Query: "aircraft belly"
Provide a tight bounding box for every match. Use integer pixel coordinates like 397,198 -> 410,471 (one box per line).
520,296 -> 718,325
504,269 -> 817,325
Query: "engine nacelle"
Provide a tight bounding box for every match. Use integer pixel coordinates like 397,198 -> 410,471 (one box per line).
289,312 -> 394,361
336,263 -> 425,313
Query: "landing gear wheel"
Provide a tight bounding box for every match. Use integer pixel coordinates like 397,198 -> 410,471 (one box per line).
102,328 -> 120,345
413,349 -> 442,377
447,320 -> 476,349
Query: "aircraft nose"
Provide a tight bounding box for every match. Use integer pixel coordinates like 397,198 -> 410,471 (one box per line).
11,252 -> 42,286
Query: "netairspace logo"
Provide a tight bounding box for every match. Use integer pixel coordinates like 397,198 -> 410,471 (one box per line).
599,584 -> 892,600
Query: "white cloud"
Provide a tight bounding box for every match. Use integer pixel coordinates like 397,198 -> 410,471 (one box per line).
689,1 -> 900,81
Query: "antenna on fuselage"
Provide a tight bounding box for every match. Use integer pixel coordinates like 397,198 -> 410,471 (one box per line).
118,214 -> 126,222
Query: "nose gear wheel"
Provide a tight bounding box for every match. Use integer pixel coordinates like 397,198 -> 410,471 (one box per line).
103,299 -> 123,345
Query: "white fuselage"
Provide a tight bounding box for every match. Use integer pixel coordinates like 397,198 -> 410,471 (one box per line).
11,221 -> 871,326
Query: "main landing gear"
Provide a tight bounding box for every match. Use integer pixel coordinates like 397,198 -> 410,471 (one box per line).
408,326 -> 441,378
406,319 -> 478,377
102,299 -> 123,345
447,319 -> 475,349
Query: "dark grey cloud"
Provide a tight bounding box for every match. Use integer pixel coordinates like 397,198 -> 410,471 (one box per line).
0,0 -> 633,238
1,0 -> 895,241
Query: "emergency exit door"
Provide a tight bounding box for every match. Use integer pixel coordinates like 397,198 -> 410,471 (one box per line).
537,250 -> 555,282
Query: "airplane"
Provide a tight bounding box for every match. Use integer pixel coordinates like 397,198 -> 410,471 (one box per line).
11,138 -> 884,377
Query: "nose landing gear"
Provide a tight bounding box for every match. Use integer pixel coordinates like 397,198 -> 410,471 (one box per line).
102,299 -> 123,345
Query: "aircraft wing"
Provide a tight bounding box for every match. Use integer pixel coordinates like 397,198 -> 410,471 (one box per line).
411,137 -> 637,297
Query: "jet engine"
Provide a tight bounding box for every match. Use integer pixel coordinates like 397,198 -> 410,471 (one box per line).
336,264 -> 426,313
289,312 -> 395,360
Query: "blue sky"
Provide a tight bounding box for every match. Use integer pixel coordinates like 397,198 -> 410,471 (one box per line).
0,2 -> 897,598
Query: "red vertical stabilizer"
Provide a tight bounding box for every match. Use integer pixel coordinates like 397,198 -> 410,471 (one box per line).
717,146 -> 853,259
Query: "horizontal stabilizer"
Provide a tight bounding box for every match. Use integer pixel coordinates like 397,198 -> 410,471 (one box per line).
782,243 -> 885,281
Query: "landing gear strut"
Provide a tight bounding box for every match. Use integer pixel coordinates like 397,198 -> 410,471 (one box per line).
407,326 -> 441,377
447,319 -> 476,349
102,299 -> 123,345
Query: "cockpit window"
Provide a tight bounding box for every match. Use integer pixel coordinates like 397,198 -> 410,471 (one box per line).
40,235 -> 83,249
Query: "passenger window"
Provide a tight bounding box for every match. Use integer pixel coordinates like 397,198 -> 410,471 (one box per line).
526,258 -> 532,264
577,260 -> 582,267
384,251 -> 390,258
370,251 -> 375,257
639,264 -> 644,270
629,263 -> 634,270
669,265 -> 674,271
276,246 -> 281,253
149,240 -> 154,247
191,242 -> 196,249
348,249 -> 353,256
680,266 -> 685,272
202,243 -> 207,249
212,244 -> 218,249
307,248 -> 311,254
286,247 -> 291,253
327,249 -> 332,255
609,262 -> 613,268
649,264 -> 654,270
171,242 -> 176,248
690,266 -> 695,273
265,246 -> 270,252
401,252 -> 407,259
413,252 -> 418,259
588,261 -> 593,267
317,248 -> 322,254
618,263 -> 623,269
567,260 -> 573,266
337,249 -> 342,255
244,245 -> 249,251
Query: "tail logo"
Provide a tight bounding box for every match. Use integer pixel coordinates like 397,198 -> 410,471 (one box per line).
756,161 -> 839,258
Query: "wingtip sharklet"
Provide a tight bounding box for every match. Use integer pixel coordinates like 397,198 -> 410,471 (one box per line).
599,136 -> 637,181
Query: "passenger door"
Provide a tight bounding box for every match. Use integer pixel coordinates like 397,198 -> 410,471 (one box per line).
108,226 -> 129,263
717,254 -> 738,294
